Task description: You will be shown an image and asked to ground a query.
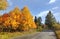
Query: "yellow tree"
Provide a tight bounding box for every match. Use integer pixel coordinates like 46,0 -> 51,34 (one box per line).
9,7 -> 21,21
21,6 -> 37,31
3,17 -> 10,27
0,6 -> 37,31
0,0 -> 8,10
9,7 -> 21,30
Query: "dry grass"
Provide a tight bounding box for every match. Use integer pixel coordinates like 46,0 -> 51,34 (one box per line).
55,30 -> 60,39
0,30 -> 37,39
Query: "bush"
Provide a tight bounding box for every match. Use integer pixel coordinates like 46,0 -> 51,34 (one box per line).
37,26 -> 43,32
53,24 -> 60,30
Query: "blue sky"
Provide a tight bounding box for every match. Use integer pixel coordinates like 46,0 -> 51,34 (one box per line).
0,0 -> 60,23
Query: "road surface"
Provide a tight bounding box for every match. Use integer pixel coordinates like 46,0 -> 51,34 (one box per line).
12,30 -> 56,39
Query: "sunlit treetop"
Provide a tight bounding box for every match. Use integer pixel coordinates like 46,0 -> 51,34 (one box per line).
0,0 -> 8,10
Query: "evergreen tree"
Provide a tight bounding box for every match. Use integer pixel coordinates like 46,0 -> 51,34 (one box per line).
37,17 -> 42,26
45,11 -> 56,29
34,16 -> 38,24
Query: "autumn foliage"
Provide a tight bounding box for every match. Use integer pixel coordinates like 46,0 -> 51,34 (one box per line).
0,0 -> 8,10
0,6 -> 37,32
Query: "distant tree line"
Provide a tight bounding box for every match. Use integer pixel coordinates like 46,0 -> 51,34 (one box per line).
34,11 -> 60,30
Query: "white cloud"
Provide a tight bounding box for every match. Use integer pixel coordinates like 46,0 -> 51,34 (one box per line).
52,7 -> 59,10
37,10 -> 49,23
53,13 -> 60,22
49,0 -> 56,4
37,10 -> 49,17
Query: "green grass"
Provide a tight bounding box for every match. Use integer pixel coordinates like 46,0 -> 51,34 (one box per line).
0,30 -> 37,39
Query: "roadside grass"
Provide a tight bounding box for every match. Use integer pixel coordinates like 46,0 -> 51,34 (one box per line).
55,30 -> 60,39
0,30 -> 37,39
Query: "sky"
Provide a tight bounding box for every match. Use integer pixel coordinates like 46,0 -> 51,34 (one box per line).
0,0 -> 60,23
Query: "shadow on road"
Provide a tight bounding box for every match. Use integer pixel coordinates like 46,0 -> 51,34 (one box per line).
42,29 -> 54,32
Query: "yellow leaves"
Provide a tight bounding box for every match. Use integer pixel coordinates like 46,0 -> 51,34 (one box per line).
3,17 -> 11,26
10,20 -> 18,29
13,7 -> 21,14
0,0 -> 8,10
21,6 -> 37,31
3,19 -> 10,26
0,6 -> 37,31
0,0 -> 37,31
32,22 -> 37,28
22,26 -> 29,31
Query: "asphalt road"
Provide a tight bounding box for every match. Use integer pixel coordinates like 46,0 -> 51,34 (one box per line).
12,30 -> 56,39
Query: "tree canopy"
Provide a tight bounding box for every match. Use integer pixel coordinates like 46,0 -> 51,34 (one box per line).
0,0 -> 8,10
0,6 -> 37,32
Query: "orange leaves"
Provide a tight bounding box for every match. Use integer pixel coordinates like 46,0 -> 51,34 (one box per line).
3,19 -> 10,26
2,13 -> 9,22
10,20 -> 19,29
0,6 -> 37,31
